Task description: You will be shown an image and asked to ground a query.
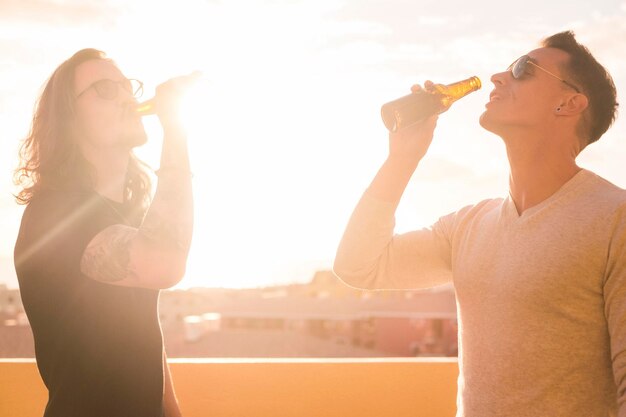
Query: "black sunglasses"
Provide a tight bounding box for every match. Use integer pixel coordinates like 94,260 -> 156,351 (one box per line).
76,78 -> 144,100
509,55 -> 581,93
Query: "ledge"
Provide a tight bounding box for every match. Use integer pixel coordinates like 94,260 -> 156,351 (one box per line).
0,358 -> 459,417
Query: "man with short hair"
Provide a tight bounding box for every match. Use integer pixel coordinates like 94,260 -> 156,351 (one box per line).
334,31 -> 625,416
14,49 -> 194,417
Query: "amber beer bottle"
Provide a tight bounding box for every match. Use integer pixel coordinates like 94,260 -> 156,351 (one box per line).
135,71 -> 203,116
135,99 -> 155,116
381,76 -> 481,132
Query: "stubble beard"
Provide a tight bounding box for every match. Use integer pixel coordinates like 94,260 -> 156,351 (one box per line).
478,109 -> 506,138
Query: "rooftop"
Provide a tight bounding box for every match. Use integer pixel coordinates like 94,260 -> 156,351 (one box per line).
0,358 -> 459,417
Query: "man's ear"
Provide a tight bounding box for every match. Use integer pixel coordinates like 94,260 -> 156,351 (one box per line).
557,93 -> 589,116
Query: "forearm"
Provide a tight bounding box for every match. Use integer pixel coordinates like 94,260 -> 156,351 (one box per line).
334,140 -> 451,290
159,120 -> 191,173
163,352 -> 182,417
334,190 -> 397,289
334,154 -> 417,289
367,112 -> 436,205
366,155 -> 419,207
139,123 -> 194,254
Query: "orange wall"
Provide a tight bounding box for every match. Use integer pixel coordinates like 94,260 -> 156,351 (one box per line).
0,358 -> 459,417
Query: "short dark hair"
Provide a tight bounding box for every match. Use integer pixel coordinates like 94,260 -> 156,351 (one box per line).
541,31 -> 618,146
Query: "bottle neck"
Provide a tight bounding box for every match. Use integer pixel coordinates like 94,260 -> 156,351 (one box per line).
439,76 -> 481,98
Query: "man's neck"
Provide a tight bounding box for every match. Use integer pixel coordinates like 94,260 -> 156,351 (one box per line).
83,146 -> 130,203
505,134 -> 581,215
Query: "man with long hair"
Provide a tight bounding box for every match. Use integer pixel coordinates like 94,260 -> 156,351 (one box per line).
14,48 -> 194,417
335,31 -> 625,415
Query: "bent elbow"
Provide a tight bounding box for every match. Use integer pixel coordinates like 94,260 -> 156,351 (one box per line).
134,250 -> 188,290
333,260 -> 376,291
153,260 -> 187,289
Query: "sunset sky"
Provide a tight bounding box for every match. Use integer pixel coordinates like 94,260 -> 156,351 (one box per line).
1,0 -> 625,289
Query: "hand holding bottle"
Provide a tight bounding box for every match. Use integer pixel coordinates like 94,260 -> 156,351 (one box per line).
135,71 -> 202,127
365,83 -> 439,204
381,76 -> 481,132
387,82 -> 439,167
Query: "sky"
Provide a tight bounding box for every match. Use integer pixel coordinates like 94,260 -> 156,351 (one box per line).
1,0 -> 625,289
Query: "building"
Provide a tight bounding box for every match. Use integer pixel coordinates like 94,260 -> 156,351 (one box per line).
0,272 -> 458,358
160,271 -> 458,357
0,284 -> 33,358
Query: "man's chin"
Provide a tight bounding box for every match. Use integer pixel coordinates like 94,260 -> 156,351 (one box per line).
130,133 -> 148,148
478,110 -> 499,134
122,130 -> 148,149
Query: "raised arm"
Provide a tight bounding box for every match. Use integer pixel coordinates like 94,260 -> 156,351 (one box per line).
334,84 -> 452,290
80,75 -> 195,289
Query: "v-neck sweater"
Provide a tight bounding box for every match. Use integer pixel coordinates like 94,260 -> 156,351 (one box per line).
334,169 -> 626,417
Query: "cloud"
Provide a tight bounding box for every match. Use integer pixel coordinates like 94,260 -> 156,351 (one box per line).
566,12 -> 626,73
0,0 -> 122,27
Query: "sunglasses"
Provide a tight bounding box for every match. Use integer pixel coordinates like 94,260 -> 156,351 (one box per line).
509,55 -> 581,93
76,78 -> 144,100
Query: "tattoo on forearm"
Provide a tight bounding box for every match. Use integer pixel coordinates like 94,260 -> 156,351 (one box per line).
80,225 -> 137,282
139,210 -> 192,251
138,171 -> 193,251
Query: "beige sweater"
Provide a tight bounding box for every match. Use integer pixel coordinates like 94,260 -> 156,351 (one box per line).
334,169 -> 626,417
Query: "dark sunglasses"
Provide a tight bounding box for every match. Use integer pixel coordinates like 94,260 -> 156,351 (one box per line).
509,55 -> 581,93
76,78 -> 144,100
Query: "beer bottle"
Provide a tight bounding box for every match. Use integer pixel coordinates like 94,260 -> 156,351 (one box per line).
135,71 -> 203,117
381,76 -> 481,132
135,99 -> 156,115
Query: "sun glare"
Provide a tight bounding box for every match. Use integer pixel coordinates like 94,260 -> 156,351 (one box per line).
2,0 -> 625,292
126,2 -> 364,289
126,0 -> 489,289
